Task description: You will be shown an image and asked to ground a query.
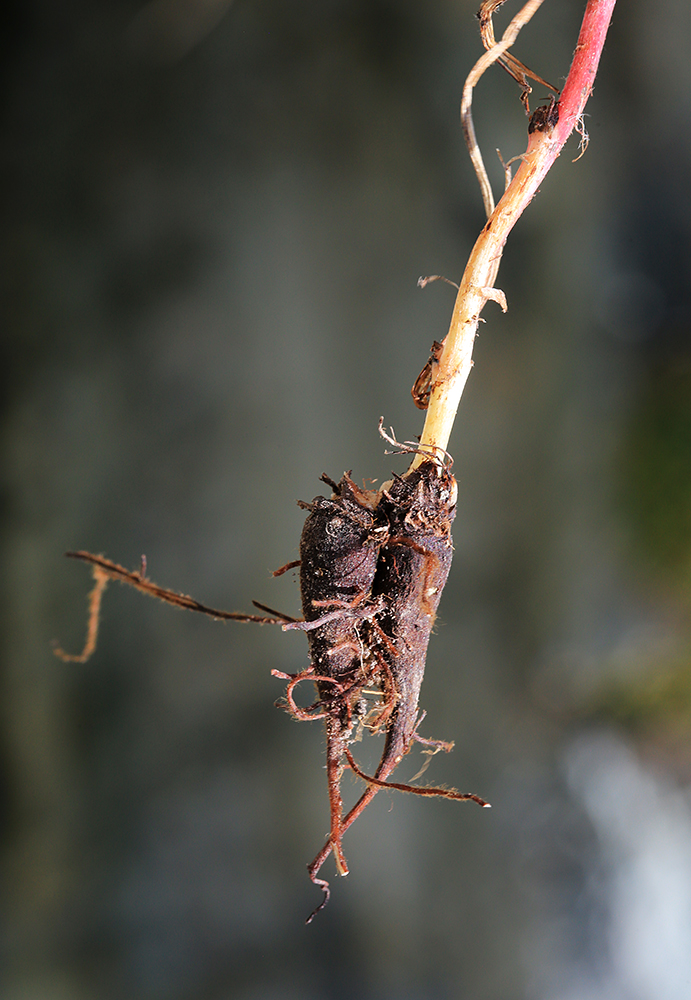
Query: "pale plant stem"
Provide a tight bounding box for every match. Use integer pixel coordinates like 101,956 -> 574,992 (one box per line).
409,0 -> 617,473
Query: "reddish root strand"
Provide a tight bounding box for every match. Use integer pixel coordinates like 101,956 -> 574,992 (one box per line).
62,551 -> 287,625
326,743 -> 349,877
345,750 -> 490,807
306,743 -> 491,891
270,669 -> 346,722
272,559 -> 301,577
308,783 -> 380,885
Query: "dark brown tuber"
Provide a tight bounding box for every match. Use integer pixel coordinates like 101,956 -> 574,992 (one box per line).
300,459 -> 488,921
57,455 -> 488,921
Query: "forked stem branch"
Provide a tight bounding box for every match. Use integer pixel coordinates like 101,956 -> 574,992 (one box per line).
409,0 -> 617,472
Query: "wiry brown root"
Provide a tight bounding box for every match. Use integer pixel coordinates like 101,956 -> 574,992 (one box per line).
55,551 -> 288,666
53,565 -> 110,663
345,750 -> 490,807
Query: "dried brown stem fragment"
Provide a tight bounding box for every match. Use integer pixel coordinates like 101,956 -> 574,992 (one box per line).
477,0 -> 558,109
412,340 -> 444,410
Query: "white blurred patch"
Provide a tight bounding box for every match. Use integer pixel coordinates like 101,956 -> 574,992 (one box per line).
562,730 -> 691,1000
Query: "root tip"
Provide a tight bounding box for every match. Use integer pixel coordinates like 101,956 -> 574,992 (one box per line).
305,878 -> 331,925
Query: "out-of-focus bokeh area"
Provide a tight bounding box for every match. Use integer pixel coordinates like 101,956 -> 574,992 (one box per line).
4,2 -> 691,998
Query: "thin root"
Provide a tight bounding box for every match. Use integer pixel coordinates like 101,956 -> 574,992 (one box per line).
55,551 -> 288,663
345,750 -> 490,807
572,112 -> 590,162
271,669 -> 346,722
378,418 -> 453,471
417,275 -> 460,291
496,149 -> 528,192
251,600 -> 299,623
53,567 -> 109,663
272,559 -> 301,577
305,876 -> 331,925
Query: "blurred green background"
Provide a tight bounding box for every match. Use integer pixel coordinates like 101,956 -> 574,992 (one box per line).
4,2 -> 691,998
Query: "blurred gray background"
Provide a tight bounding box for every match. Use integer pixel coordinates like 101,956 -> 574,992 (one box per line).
4,2 -> 691,998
